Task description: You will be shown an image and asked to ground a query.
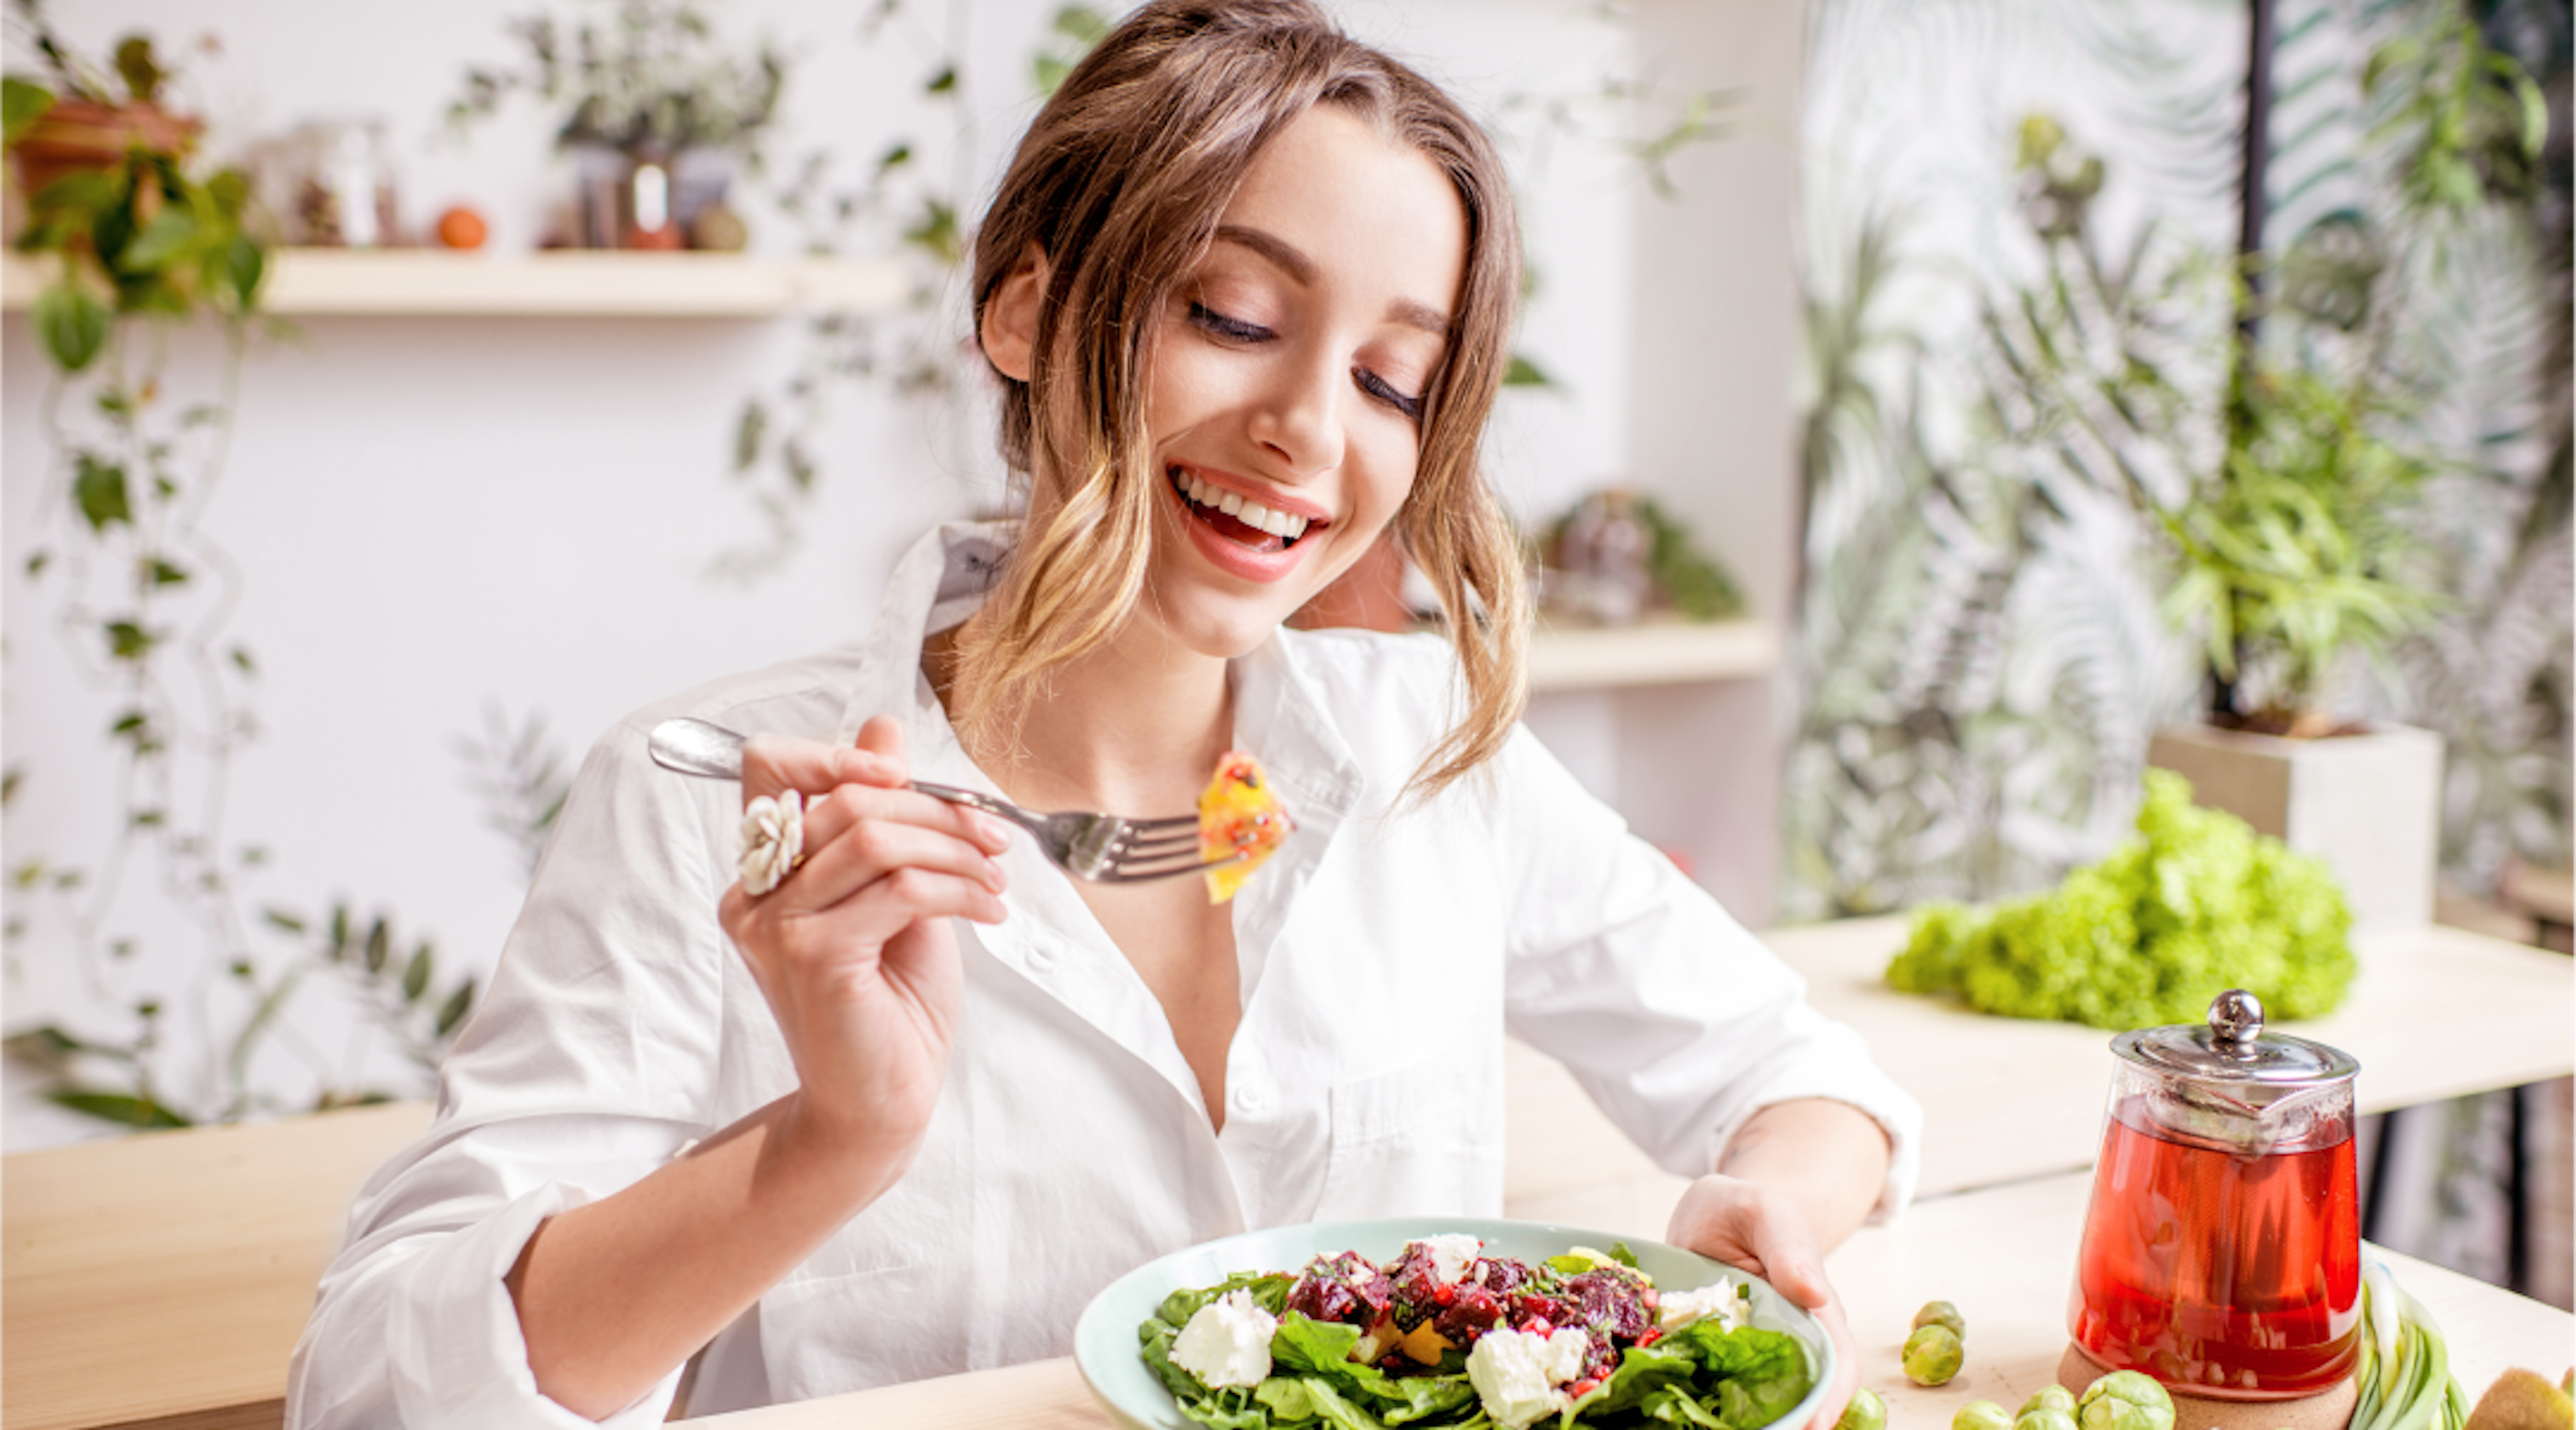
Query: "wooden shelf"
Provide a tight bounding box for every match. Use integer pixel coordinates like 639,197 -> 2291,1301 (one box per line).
0,248 -> 907,317
1525,617 -> 1777,693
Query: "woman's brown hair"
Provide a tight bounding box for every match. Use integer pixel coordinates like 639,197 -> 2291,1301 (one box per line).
953,0 -> 1528,803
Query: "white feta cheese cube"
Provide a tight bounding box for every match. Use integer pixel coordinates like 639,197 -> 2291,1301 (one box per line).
1171,1288 -> 1279,1390
1407,1233 -> 1483,1286
1657,1278 -> 1750,1333
1465,1326 -> 1593,1430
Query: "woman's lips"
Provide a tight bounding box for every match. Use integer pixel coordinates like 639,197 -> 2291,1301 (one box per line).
1167,466 -> 1320,583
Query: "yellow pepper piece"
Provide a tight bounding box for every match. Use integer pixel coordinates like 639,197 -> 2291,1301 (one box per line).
1197,750 -> 1293,903
1395,1319 -> 1454,1366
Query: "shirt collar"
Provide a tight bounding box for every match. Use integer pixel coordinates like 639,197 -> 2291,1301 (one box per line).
833,521 -> 1373,1113
841,519 -> 1367,823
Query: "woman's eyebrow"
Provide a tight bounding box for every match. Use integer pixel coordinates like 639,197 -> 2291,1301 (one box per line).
1214,223 -> 1452,338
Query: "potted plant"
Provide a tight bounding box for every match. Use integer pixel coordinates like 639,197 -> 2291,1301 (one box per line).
2146,363 -> 2446,929
3,22 -> 200,198
447,0 -> 785,250
5,7 -> 264,376
2140,6 -> 2551,935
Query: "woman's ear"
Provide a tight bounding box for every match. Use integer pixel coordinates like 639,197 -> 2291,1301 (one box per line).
979,244 -> 1049,382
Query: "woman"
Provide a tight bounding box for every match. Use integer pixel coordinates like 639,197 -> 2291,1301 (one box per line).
288,3 -> 1919,1426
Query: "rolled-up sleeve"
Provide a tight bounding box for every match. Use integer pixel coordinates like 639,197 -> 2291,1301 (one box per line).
287,720 -> 732,1428
1491,727 -> 1923,1223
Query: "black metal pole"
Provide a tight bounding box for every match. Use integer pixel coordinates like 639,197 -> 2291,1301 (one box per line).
2239,0 -> 2275,346
2212,0 -> 2277,721
2507,1084 -> 2531,1295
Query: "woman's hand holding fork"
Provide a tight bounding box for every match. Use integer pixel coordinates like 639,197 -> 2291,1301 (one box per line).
717,715 -> 1015,1179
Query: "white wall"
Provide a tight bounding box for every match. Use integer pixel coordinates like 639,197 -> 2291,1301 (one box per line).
1,0 -> 1797,1150
1524,0 -> 1805,926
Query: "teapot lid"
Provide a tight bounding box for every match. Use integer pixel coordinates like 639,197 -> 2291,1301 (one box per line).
2111,989 -> 2359,1089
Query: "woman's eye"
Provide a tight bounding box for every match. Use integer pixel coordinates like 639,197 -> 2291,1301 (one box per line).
1356,368 -> 1425,421
1188,301 -> 1273,344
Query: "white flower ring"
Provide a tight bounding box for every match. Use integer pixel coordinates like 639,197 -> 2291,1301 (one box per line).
738,789 -> 806,895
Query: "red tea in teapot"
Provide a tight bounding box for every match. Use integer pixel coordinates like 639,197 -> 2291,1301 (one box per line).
2070,1099 -> 2361,1398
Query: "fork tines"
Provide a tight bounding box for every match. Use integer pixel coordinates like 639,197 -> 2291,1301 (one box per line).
1102,821 -> 1246,884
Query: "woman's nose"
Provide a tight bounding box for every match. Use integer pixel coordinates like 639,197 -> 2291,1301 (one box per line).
1248,346 -> 1347,478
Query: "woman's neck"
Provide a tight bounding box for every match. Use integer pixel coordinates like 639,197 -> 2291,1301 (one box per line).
930,612 -> 1237,818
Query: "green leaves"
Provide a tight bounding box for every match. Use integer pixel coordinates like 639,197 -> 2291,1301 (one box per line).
2364,14 -> 2549,214
2,76 -> 55,145
435,980 -> 476,1039
119,207 -> 199,274
2161,366 -> 2440,717
50,1089 -> 191,1128
105,619 -> 156,661
1033,5 -> 1111,97
34,282 -> 109,372
401,943 -> 434,1003
15,125 -> 268,335
902,199 -> 961,264
1888,770 -> 2357,1030
112,36 -> 168,107
73,454 -> 131,530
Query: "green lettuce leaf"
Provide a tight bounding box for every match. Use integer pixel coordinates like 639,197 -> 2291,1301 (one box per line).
1266,1313 -> 1481,1423
1669,1323 -> 1812,1429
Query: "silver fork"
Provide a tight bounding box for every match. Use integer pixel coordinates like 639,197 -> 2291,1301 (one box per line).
645,717 -> 1233,884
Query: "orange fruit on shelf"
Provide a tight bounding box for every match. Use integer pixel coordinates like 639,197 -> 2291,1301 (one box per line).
435,205 -> 488,251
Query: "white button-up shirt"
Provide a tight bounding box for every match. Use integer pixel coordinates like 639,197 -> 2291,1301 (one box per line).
286,523 -> 1922,1429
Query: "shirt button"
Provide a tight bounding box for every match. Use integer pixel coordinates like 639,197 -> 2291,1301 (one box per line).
1024,941 -> 1059,972
1232,1082 -> 1265,1116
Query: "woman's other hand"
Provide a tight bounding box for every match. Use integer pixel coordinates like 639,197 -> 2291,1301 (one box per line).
1666,1174 -> 1862,1430
1666,1097 -> 1891,1430
716,714 -> 1012,1179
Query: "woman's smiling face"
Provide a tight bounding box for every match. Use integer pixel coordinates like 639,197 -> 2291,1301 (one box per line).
1136,102 -> 1468,657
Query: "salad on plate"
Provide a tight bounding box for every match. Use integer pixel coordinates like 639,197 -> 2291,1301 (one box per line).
1137,1234 -> 1815,1430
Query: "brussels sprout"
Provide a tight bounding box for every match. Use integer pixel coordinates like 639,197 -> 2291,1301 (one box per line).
2075,1372 -> 2174,1430
1903,1324 -> 1964,1386
1835,1386 -> 1887,1430
1913,1300 -> 1967,1339
1955,1399 -> 2013,1430
2020,1385 -> 2077,1418
2015,1409 -> 2078,1430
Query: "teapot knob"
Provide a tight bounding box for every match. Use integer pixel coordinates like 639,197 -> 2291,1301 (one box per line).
2209,989 -> 2265,1052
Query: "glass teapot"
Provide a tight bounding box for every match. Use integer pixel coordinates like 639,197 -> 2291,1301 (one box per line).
2067,990 -> 2363,1400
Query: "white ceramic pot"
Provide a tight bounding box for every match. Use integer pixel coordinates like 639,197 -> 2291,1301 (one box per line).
2147,721 -> 2443,931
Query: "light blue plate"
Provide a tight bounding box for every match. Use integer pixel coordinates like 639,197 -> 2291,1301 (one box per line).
1072,1217 -> 1835,1430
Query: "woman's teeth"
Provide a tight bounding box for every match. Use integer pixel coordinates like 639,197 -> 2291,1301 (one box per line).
1174,470 -> 1310,541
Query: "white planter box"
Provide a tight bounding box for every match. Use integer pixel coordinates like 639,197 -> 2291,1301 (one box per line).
2147,722 -> 2444,930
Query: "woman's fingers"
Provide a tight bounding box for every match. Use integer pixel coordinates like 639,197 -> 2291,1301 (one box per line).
739,733 -> 904,805
1805,1296 -> 1862,1430
799,782 -> 1013,862
1666,1175 -> 1856,1430
721,858 -> 1005,972
776,806 -> 1009,911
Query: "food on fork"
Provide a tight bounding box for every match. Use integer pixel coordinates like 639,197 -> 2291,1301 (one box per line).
1197,750 -> 1293,903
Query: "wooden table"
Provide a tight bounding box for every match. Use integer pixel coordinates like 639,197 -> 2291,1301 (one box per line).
1504,916 -> 2576,1228
6,917 -> 2565,1430
1,1101 -> 431,1430
693,1170 -> 2576,1429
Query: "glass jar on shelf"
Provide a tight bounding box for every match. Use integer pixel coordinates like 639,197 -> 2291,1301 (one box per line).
287,118 -> 400,247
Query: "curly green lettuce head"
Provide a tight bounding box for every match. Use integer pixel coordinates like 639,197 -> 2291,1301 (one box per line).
1888,770 -> 2355,1030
